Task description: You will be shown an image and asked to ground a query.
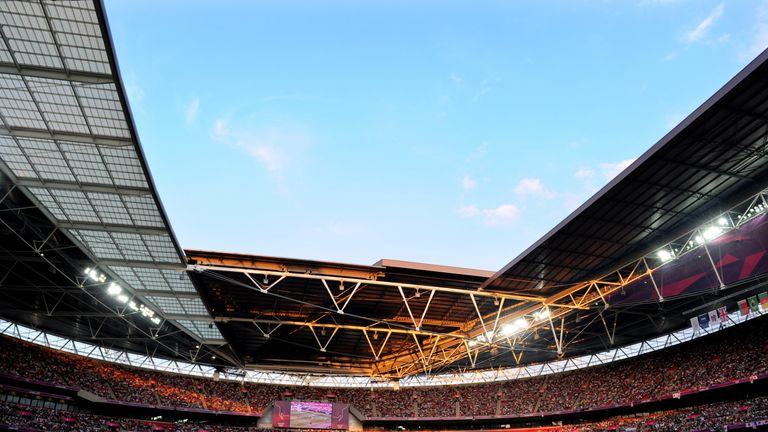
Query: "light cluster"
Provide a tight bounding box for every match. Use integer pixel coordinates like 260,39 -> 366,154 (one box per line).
468,308 -> 551,347
85,267 -> 162,326
656,214 -> 734,263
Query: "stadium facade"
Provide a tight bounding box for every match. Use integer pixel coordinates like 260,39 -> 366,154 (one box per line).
1,1 -> 768,431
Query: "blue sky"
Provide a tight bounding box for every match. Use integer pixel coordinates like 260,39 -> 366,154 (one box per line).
104,0 -> 768,271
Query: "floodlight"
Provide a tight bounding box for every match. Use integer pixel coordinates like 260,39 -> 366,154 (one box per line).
107,282 -> 122,296
656,249 -> 673,262
514,318 -> 529,329
702,226 -> 723,241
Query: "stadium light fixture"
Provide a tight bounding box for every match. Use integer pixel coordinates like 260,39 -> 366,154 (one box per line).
107,282 -> 122,296
500,317 -> 529,337
656,249 -> 674,263
702,225 -> 723,241
84,267 -> 106,283
116,294 -> 129,303
514,318 -> 529,329
139,304 -> 155,318
533,308 -> 550,321
150,317 -> 161,325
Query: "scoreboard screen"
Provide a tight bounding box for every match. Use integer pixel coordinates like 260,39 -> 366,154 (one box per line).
272,401 -> 349,429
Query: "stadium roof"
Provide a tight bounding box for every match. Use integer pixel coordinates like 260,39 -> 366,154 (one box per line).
185,48 -> 768,377
1,0 -> 768,380
0,0 -> 235,366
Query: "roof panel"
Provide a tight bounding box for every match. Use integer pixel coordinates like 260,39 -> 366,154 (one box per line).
0,0 -> 217,358
69,228 -> 122,260
176,319 -> 224,341
109,266 -> 197,295
146,295 -> 184,315
0,74 -> 47,129
0,135 -> 35,177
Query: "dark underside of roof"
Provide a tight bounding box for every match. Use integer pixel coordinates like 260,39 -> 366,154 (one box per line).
186,252 -> 494,375
485,50 -> 768,297
0,173 -> 227,365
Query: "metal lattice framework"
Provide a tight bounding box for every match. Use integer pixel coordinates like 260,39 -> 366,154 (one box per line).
1,303 -> 763,388
188,186 -> 768,378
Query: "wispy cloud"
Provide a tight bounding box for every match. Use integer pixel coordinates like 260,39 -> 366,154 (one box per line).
482,204 -> 520,226
458,204 -> 480,218
473,80 -> 493,100
600,158 -> 636,180
513,177 -> 555,199
458,203 -> 520,227
211,118 -> 312,193
685,3 -> 724,43
462,174 -> 478,191
185,98 -> 200,125
450,73 -> 463,85
574,167 -> 596,179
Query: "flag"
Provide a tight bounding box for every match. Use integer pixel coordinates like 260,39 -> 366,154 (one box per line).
739,299 -> 749,316
690,317 -> 700,332
718,306 -> 728,322
749,295 -> 760,313
759,292 -> 768,311
698,313 -> 710,329
708,310 -> 719,325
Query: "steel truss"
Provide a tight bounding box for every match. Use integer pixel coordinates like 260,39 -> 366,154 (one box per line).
191,187 -> 768,378
0,306 -> 761,388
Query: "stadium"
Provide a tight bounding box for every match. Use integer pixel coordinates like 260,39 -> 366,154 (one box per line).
0,0 -> 768,431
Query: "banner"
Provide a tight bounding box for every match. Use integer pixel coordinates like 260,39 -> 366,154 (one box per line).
273,401 -> 291,428
749,295 -> 760,313
708,310 -> 719,326
698,313 -> 710,329
690,316 -> 700,332
739,299 -> 750,315
331,403 -> 350,430
718,306 -> 728,322
759,292 -> 768,311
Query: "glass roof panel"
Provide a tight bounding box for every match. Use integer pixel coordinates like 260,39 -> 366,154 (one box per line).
0,135 -> 36,178
26,186 -> 66,220
146,296 -> 184,315
0,74 -> 47,130
0,1 -> 63,70
26,77 -> 88,134
47,188 -> 99,223
75,84 -> 129,138
108,231 -> 150,261
121,195 -> 163,227
69,229 -> 122,260
142,235 -> 181,262
177,298 -> 209,316
100,146 -> 147,189
86,191 -> 132,225
18,137 -> 74,182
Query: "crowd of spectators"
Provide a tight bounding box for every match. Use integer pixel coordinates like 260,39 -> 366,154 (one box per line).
1,395 -> 768,431
553,395 -> 768,431
0,316 -> 767,419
